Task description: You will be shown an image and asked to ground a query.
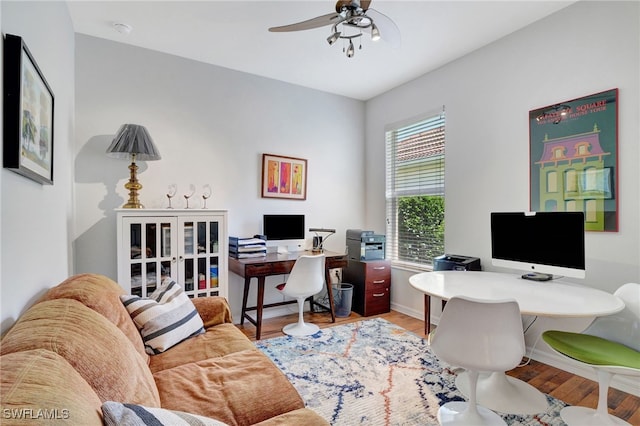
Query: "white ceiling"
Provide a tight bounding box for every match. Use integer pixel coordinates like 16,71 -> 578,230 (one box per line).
67,1 -> 575,100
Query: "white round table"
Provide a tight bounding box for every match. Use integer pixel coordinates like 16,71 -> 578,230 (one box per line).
409,270 -> 625,415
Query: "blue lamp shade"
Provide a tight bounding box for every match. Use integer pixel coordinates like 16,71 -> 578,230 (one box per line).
106,124 -> 161,160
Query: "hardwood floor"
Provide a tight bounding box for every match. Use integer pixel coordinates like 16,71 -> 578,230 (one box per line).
236,309 -> 640,424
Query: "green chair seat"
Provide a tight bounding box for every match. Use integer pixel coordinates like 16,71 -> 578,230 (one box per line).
542,330 -> 640,369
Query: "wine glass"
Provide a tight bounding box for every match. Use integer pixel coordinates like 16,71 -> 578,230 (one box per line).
166,184 -> 177,209
183,184 -> 195,209
202,184 -> 212,209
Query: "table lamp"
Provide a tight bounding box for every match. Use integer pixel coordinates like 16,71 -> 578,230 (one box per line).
106,124 -> 161,208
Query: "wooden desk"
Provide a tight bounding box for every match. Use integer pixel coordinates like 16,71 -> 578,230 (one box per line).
229,250 -> 348,339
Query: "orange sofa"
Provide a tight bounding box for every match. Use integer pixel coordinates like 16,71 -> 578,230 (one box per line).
0,274 -> 327,425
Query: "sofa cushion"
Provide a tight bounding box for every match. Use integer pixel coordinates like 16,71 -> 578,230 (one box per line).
149,323 -> 256,373
153,349 -> 305,426
102,401 -> 228,426
0,349 -> 103,425
0,299 -> 160,407
191,296 -> 233,328
121,279 -> 205,354
37,273 -> 149,363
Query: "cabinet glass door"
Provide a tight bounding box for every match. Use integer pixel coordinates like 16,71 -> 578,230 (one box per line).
126,220 -> 174,297
179,218 -> 221,298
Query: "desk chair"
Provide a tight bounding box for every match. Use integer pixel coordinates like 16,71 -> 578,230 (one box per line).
542,282 -> 640,426
430,296 -> 525,426
276,254 -> 325,336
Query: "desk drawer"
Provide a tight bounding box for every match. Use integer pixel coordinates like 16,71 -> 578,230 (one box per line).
367,263 -> 390,282
271,260 -> 296,275
245,263 -> 273,276
366,278 -> 389,294
364,287 -> 390,316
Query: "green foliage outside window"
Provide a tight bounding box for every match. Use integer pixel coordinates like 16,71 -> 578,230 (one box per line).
398,195 -> 445,265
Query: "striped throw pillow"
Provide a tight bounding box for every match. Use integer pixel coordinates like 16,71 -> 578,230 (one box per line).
121,279 -> 205,354
102,401 -> 228,426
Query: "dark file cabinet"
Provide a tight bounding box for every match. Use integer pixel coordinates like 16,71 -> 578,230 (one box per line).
343,260 -> 391,316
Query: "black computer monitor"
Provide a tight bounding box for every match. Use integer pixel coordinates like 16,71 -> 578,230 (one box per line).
262,215 -> 305,251
491,211 -> 585,280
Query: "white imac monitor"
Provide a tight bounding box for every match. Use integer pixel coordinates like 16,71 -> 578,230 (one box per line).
491,211 -> 586,280
263,214 -> 306,253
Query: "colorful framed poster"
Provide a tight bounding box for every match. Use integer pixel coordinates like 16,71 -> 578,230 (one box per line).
529,89 -> 618,231
261,153 -> 307,200
3,34 -> 55,185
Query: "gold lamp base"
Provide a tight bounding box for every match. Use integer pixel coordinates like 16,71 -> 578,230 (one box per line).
123,159 -> 144,209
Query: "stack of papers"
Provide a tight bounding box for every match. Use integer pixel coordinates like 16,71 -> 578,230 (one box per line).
229,237 -> 267,258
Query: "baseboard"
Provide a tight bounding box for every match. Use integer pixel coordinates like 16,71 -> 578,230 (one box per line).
390,302 -> 640,398
232,306 -> 299,325
389,302 -> 423,321
390,302 -> 442,327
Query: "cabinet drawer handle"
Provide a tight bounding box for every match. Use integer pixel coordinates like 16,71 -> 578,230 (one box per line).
373,280 -> 385,284
373,293 -> 386,297
373,266 -> 386,270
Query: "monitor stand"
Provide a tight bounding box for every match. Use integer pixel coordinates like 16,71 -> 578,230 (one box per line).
521,272 -> 553,282
276,244 -> 302,254
277,246 -> 289,254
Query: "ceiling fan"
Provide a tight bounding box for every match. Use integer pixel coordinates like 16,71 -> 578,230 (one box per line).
268,0 -> 400,58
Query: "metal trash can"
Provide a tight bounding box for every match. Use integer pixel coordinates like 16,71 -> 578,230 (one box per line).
332,283 -> 353,317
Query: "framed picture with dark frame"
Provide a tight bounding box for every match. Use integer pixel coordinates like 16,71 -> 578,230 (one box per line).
261,153 -> 307,200
3,34 -> 55,185
529,88 -> 618,232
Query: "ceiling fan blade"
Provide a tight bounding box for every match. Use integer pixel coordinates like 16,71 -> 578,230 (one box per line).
367,8 -> 401,48
269,12 -> 341,32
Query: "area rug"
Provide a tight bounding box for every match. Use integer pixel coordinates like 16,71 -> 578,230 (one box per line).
256,318 -> 568,426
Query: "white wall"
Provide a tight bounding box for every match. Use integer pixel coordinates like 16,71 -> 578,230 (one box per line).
0,2 -> 75,334
73,35 -> 366,320
365,1 -> 639,394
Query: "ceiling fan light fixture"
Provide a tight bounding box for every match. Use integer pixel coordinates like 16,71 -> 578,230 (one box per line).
371,23 -> 381,41
346,39 -> 355,57
327,31 -> 341,45
268,0 -> 400,58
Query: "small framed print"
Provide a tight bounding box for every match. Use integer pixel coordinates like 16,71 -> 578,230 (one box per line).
3,34 -> 55,185
261,153 -> 307,200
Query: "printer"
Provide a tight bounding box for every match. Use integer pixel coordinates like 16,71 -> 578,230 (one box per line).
433,254 -> 481,271
346,229 -> 385,261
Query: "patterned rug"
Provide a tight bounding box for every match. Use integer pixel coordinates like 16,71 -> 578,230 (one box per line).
256,318 -> 568,426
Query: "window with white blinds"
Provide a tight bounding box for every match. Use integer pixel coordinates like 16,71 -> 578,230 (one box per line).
385,111 -> 445,269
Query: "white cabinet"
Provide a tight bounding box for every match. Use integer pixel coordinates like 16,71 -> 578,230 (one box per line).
116,209 -> 228,299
